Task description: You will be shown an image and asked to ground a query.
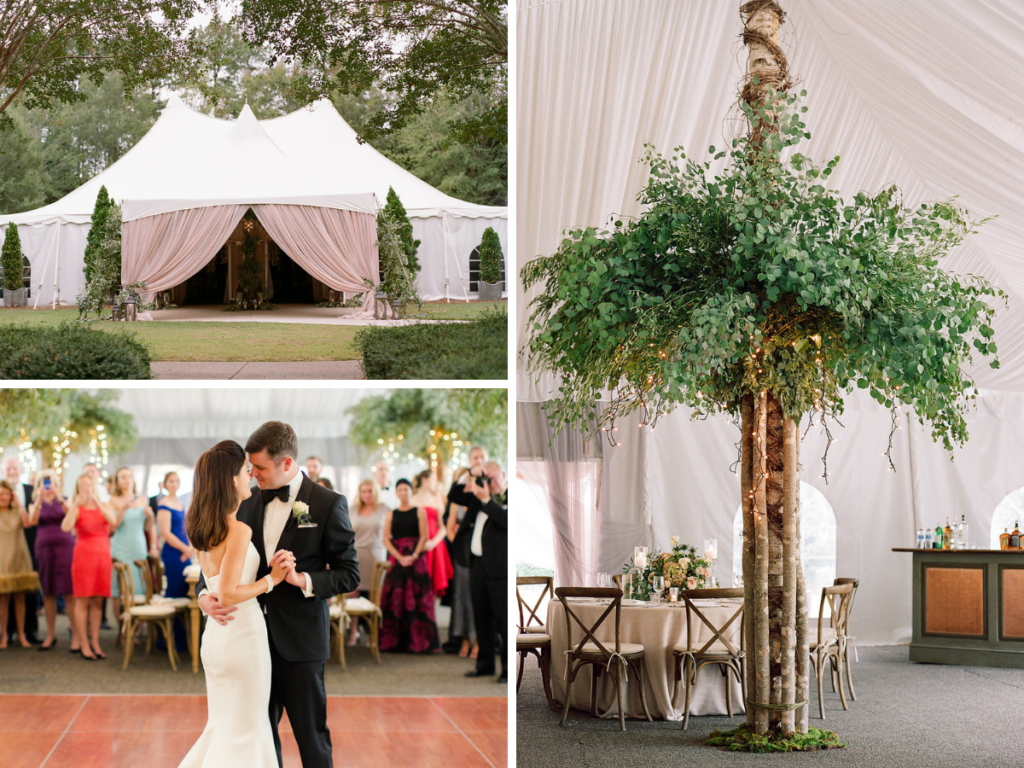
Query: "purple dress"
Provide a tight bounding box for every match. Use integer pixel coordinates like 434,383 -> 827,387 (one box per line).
34,498 -> 75,596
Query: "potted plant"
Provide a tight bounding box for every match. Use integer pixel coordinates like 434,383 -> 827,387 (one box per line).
2,224 -> 27,307
476,227 -> 504,301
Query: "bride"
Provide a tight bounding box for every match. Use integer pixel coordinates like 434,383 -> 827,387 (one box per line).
179,440 -> 294,768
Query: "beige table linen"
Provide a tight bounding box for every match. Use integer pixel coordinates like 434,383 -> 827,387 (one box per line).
547,598 -> 744,721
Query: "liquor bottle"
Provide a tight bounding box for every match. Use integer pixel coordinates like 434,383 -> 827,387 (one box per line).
1000,528 -> 1012,550
943,518 -> 953,550
1012,522 -> 1022,550
960,515 -> 969,549
934,523 -> 943,549
925,527 -> 934,549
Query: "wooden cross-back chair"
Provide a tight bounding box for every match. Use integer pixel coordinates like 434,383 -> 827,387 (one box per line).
516,576 -> 556,711
113,561 -> 178,671
833,577 -> 860,701
555,586 -> 652,732
134,557 -> 192,654
331,560 -> 391,669
810,582 -> 854,719
672,587 -> 746,729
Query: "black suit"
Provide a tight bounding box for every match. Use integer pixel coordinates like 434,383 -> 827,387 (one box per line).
8,483 -> 38,641
197,474 -> 359,768
450,481 -> 508,676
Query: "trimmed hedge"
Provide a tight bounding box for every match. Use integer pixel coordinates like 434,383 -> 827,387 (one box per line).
0,322 -> 153,379
356,309 -> 507,380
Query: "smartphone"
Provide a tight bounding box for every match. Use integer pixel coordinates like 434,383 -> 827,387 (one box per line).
42,478 -> 52,490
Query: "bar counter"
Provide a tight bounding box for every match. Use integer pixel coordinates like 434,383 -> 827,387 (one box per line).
894,548 -> 1024,669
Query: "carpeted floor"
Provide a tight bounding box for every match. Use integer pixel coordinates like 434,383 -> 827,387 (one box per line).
516,645 -> 1024,768
2,612 -> 507,697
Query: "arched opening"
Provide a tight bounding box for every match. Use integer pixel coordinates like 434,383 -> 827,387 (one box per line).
732,481 -> 837,615
990,488 -> 1024,548
469,246 -> 506,292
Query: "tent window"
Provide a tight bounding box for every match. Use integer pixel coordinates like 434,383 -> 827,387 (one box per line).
732,482 -> 837,615
468,246 -> 506,292
990,488 -> 1024,547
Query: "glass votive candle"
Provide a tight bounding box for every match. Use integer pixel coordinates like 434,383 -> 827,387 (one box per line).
669,587 -> 679,603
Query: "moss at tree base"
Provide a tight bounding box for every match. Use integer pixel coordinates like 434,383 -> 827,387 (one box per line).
706,723 -> 845,753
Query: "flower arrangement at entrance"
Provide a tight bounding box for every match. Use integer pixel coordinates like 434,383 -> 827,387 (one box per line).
621,537 -> 713,601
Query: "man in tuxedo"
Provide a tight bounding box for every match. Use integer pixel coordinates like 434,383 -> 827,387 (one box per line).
450,459 -> 508,684
373,462 -> 398,510
198,422 -> 360,768
3,457 -> 41,644
305,456 -> 322,483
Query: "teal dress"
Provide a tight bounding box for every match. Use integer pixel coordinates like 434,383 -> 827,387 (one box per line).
110,505 -> 149,597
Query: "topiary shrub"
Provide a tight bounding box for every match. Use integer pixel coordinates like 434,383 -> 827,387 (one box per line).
83,186 -> 112,285
77,202 -> 125,320
0,322 -> 152,379
381,187 -> 421,278
2,224 -> 24,295
477,227 -> 503,285
355,310 -> 507,379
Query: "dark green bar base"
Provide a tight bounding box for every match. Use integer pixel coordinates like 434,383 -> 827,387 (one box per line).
909,643 -> 1024,670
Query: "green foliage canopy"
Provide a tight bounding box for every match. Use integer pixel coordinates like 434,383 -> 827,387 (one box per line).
347,388 -> 507,466
76,202 -> 124,319
381,188 -> 421,278
522,90 -> 1003,452
0,389 -> 138,456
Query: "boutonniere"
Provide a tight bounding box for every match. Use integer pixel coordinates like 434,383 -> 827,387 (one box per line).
291,501 -> 312,525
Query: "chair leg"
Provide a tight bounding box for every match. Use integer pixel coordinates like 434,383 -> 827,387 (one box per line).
541,646 -> 557,712
636,659 -> 653,722
724,664 -> 733,717
370,617 -> 381,664
844,643 -> 857,701
614,664 -> 625,732
559,662 -> 578,727
516,650 -> 526,692
815,656 -> 825,719
164,620 -> 177,671
835,652 -> 848,711
590,666 -> 601,718
122,616 -> 134,670
671,654 -> 680,705
740,656 -> 747,707
682,657 -> 693,730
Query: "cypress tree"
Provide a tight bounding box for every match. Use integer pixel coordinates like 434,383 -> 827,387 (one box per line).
380,187 -> 421,278
84,186 -> 112,285
477,227 -> 503,284
2,224 -> 25,294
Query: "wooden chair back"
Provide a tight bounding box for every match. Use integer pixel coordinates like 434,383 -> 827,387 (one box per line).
113,561 -> 135,603
679,588 -> 745,659
517,576 -> 553,632
833,577 -> 859,634
133,559 -> 155,604
612,574 -> 622,590
816,582 -> 854,649
151,555 -> 166,596
369,561 -> 391,606
555,587 -> 623,658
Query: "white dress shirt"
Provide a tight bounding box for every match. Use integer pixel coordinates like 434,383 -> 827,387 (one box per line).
264,471 -> 314,598
471,508 -> 489,557
11,481 -> 27,510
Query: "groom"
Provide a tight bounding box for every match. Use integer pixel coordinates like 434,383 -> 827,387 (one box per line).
197,421 -> 359,768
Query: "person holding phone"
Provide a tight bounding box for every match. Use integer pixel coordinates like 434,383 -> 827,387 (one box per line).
29,472 -> 80,651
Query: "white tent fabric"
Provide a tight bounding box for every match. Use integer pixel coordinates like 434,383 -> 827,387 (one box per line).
516,0 -> 1024,646
0,98 -> 507,304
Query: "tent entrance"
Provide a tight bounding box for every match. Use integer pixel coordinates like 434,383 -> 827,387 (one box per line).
269,249 -> 316,304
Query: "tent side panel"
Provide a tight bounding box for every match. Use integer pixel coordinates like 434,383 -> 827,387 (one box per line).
0,221 -> 88,307
411,216 -> 509,302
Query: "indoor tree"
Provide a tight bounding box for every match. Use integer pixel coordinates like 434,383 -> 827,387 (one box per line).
522,0 -> 1001,744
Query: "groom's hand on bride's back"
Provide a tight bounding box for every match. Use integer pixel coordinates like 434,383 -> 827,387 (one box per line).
198,592 -> 237,626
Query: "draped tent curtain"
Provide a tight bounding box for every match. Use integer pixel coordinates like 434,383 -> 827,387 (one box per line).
121,205 -> 248,299
252,204 -> 378,316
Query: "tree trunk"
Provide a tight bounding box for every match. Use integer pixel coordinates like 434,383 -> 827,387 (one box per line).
752,392 -> 769,734
781,416 -> 798,736
741,395 -> 755,726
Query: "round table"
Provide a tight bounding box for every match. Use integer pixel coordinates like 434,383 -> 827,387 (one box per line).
546,597 -> 745,721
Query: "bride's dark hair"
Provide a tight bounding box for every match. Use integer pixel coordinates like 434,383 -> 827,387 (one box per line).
186,440 -> 246,552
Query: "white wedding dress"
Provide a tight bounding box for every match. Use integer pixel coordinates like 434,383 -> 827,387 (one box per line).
179,542 -> 278,768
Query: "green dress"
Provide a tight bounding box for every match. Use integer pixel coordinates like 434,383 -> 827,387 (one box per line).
110,505 -> 148,597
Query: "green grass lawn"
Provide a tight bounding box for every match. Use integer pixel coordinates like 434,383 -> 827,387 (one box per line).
406,300 -> 506,321
0,309 -> 359,362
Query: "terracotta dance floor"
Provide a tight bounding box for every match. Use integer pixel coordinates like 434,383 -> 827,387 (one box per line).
0,694 -> 507,768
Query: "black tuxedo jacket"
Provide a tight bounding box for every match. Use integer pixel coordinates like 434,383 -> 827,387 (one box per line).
198,474 -> 360,662
449,481 -> 507,580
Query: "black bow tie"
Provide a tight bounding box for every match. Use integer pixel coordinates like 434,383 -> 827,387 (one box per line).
264,486 -> 291,504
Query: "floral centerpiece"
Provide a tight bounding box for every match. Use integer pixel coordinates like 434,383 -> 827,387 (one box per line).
621,536 -> 714,601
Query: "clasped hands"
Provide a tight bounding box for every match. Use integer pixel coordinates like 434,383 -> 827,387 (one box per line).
200,550 -> 303,626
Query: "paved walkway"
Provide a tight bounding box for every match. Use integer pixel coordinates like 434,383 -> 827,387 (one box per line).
152,360 -> 365,379
144,305 -> 461,325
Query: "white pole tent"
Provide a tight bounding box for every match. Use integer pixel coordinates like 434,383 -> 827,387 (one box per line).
0,97 -> 507,306
516,0 -> 1024,650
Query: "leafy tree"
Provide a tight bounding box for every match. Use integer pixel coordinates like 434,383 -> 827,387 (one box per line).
522,0 -> 1001,740
477,227 -> 502,284
239,0 -> 507,146
347,388 -> 508,468
76,201 -> 123,319
83,186 -> 111,284
0,0 -> 202,130
381,188 -> 421,278
0,108 -> 47,213
376,207 -> 421,312
2,222 -> 24,292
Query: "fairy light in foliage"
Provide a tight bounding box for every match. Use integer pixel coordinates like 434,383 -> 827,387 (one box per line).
18,430 -> 37,475
88,425 -> 109,476
50,427 -> 77,476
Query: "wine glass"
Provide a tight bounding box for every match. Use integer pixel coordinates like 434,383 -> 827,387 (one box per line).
597,572 -> 610,588
652,575 -> 665,604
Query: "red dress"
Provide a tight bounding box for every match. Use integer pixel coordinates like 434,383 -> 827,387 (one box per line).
424,507 -> 453,596
71,506 -> 112,598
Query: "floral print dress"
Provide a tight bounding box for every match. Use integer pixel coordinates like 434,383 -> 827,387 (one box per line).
379,508 -> 438,653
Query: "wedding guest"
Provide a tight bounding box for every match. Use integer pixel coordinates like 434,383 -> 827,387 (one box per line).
451,460 -> 508,683
347,479 -> 388,645
412,470 -> 453,597
109,467 -> 155,621
305,456 -> 323,483
446,467 -> 477,659
379,479 -> 437,653
2,458 -> 41,645
157,471 -> 191,650
29,471 -> 80,652
316,477 -> 334,491
63,474 -> 116,660
83,463 -> 109,502
374,463 -> 398,510
0,481 -> 41,649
